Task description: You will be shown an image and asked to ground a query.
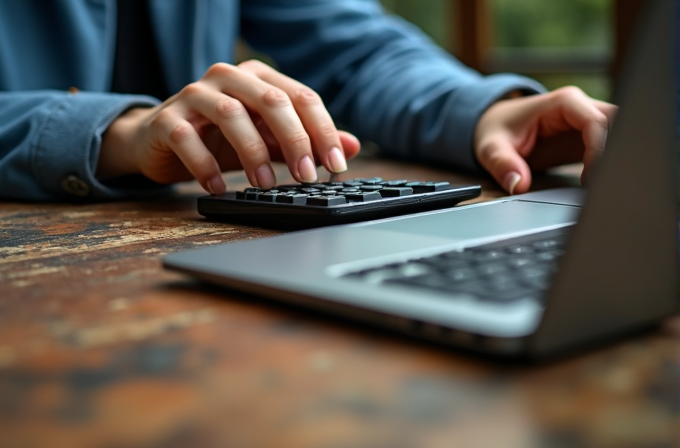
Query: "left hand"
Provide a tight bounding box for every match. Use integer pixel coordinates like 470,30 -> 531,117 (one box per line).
474,86 -> 617,194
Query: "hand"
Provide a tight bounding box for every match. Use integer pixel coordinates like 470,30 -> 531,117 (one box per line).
97,60 -> 361,194
474,86 -> 617,194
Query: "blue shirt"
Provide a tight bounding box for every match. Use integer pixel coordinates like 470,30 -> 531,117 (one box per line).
0,0 -> 545,200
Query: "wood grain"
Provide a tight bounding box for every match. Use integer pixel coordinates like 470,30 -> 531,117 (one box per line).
0,157 -> 676,448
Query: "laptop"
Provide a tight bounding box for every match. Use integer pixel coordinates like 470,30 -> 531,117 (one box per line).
164,0 -> 678,359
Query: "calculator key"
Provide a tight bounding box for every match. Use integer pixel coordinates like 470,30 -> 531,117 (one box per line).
245,191 -> 260,200
320,190 -> 338,195
379,187 -> 413,197
343,181 -> 363,187
385,180 -> 408,186
360,185 -> 384,191
341,188 -> 360,193
344,192 -> 382,202
306,195 -> 348,206
276,194 -> 308,204
301,188 -> 321,194
411,182 -> 450,193
258,192 -> 278,202
276,184 -> 300,191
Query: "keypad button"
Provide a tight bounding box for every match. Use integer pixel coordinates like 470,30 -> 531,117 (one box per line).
343,181 -> 363,187
276,194 -> 308,204
258,192 -> 278,202
411,181 -> 450,193
360,185 -> 384,191
344,192 -> 382,202
306,195 -> 347,206
380,187 -> 413,197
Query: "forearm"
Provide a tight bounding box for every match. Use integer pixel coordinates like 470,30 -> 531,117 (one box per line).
243,0 -> 545,172
97,107 -> 149,180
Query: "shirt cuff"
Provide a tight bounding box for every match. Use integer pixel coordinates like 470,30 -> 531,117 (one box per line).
436,73 -> 546,174
32,91 -> 171,200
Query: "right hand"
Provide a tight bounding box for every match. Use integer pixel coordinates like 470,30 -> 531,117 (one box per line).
97,60 -> 361,194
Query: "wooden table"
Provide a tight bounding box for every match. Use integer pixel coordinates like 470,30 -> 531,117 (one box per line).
1,157 -> 677,448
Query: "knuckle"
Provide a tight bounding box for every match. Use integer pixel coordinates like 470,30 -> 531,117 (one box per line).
180,82 -> 202,97
194,157 -> 215,175
240,140 -> 268,157
262,88 -> 290,108
553,85 -> 584,101
293,88 -> 321,106
237,59 -> 265,72
168,122 -> 193,144
316,122 -> 338,140
150,109 -> 175,132
285,131 -> 311,148
593,113 -> 609,129
215,98 -> 245,120
205,62 -> 236,78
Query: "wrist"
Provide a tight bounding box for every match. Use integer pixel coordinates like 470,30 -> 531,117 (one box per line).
97,107 -> 148,179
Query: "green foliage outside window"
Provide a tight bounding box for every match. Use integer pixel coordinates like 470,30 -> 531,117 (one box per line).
381,0 -> 613,100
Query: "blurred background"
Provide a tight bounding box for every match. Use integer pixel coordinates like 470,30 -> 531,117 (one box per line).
381,0 -> 646,102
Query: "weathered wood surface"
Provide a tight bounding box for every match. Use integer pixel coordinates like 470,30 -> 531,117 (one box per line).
0,157 -> 677,448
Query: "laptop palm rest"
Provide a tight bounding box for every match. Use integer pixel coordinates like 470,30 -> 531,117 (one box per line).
360,199 -> 579,242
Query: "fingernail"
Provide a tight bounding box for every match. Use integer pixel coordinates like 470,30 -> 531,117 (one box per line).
504,172 -> 521,195
328,147 -> 347,173
600,129 -> 609,151
298,155 -> 317,182
255,163 -> 276,190
207,174 -> 226,195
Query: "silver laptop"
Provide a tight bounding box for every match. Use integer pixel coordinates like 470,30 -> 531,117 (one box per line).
164,0 -> 678,359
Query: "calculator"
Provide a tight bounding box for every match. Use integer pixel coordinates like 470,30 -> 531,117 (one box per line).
198,178 -> 481,229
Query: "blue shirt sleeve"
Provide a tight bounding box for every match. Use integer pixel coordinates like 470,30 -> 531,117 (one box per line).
241,0 -> 546,172
0,90 -> 166,201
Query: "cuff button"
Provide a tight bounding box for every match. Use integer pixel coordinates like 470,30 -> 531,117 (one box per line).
61,175 -> 90,197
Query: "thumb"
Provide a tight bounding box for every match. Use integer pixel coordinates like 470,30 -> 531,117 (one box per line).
476,135 -> 533,195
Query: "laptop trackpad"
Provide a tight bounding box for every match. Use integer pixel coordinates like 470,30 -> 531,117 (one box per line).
363,200 -> 580,241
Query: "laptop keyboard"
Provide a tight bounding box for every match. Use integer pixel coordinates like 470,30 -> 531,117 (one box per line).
341,228 -> 570,304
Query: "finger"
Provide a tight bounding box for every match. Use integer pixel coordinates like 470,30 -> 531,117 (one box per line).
238,60 -> 348,174
547,88 -> 610,181
477,133 -> 533,194
151,109 -> 226,194
180,83 -> 277,189
339,131 -> 361,160
202,63 -> 317,183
